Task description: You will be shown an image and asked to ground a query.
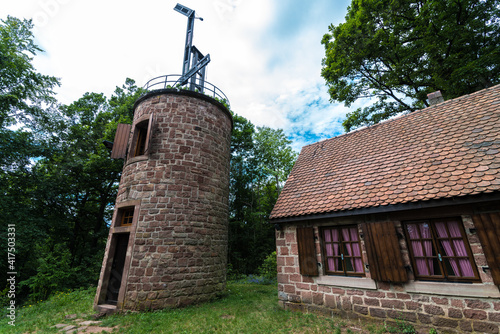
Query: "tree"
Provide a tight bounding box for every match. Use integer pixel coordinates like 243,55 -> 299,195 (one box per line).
321,0 -> 500,132
0,16 -> 59,129
254,127 -> 297,194
227,115 -> 297,276
0,16 -> 60,170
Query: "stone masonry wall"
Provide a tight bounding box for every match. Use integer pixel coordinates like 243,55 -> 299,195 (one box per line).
111,91 -> 231,311
276,216 -> 500,334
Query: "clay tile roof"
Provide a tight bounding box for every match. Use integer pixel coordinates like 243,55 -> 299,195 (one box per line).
270,85 -> 500,220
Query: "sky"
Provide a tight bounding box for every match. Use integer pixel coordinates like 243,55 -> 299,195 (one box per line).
2,0 -> 362,151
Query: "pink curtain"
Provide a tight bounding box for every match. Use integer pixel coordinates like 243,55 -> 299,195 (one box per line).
436,221 -> 474,277
342,228 -> 363,273
419,223 -> 434,275
408,224 -> 430,276
324,229 -> 339,272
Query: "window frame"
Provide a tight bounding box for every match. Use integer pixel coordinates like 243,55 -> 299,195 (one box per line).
118,207 -> 134,227
320,225 -> 365,277
128,113 -> 154,160
403,217 -> 480,283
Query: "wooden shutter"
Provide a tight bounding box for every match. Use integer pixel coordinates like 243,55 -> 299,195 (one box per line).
363,222 -> 408,283
111,123 -> 131,159
143,113 -> 155,155
296,227 -> 318,276
472,213 -> 500,285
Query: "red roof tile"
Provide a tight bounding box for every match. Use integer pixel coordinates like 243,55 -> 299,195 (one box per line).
270,85 -> 500,220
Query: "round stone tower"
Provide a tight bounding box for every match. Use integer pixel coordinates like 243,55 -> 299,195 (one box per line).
94,87 -> 232,312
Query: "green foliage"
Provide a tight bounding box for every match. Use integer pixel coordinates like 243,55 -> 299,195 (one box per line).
0,16 -> 59,130
258,251 -> 277,280
228,114 -> 297,276
429,328 -> 438,334
322,0 -> 500,131
19,244 -> 74,301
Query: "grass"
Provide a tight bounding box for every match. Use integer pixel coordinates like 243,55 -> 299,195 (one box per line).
1,282 -> 413,333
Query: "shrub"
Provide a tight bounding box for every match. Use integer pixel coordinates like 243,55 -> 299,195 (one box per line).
258,251 -> 277,280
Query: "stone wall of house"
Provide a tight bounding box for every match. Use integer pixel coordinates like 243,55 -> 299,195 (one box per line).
276,217 -> 500,334
100,91 -> 232,311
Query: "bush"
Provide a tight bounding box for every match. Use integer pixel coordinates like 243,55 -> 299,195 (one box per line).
258,251 -> 277,280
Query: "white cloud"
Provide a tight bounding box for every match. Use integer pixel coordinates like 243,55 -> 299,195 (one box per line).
2,0 -> 353,151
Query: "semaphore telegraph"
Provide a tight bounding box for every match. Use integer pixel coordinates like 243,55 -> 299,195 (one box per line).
173,3 -> 210,92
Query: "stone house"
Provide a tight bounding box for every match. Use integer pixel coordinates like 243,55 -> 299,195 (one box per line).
269,85 -> 500,333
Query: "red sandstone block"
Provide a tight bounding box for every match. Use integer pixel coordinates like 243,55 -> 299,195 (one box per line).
352,296 -> 363,305
284,266 -> 297,274
341,296 -> 352,311
364,298 -> 380,306
331,288 -> 346,295
431,296 -> 449,305
284,284 -> 296,294
432,317 -> 459,328
313,292 -> 323,305
289,274 -> 302,282
301,291 -> 312,304
488,311 -> 500,322
347,289 -> 364,296
381,299 -> 405,310
396,293 -> 411,300
369,307 -> 387,318
318,286 -> 332,294
366,291 -> 385,298
451,298 -> 464,308
459,320 -> 473,332
465,299 -> 491,310
418,313 -> 432,324
412,294 -> 430,303
296,283 -> 311,290
405,301 -> 420,311
472,321 -> 499,333
325,294 -> 336,308
354,305 -> 369,315
386,292 -> 396,298
448,308 -> 463,319
279,246 -> 289,256
277,274 -> 289,284
424,304 -> 445,316
463,309 -> 487,320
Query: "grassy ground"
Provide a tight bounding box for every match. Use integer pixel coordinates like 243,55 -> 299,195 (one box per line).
1,282 -> 409,333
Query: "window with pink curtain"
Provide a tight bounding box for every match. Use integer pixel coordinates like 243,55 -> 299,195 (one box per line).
404,218 -> 478,282
435,220 -> 475,278
322,226 -> 364,276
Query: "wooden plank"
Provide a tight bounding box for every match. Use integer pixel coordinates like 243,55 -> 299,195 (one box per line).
363,222 -> 407,283
362,223 -> 381,281
472,213 -> 500,285
144,113 -> 155,155
296,227 -> 318,276
110,124 -> 131,159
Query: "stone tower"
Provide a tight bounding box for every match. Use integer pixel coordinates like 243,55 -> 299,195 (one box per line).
94,87 -> 232,313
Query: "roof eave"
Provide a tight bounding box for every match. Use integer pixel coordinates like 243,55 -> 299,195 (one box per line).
269,192 -> 500,224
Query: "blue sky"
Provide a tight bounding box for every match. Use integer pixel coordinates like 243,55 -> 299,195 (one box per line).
2,0 -> 359,151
